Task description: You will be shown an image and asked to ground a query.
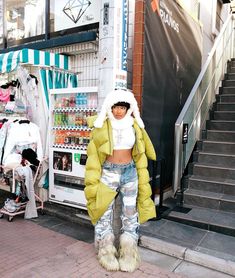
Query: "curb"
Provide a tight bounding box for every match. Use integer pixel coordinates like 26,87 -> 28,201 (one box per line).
139,235 -> 235,277
43,204 -> 92,229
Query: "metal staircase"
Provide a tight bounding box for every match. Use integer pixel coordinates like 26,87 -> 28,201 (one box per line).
167,60 -> 235,237
167,13 -> 235,237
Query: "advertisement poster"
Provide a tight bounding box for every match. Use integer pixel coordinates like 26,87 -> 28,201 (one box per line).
53,151 -> 72,172
54,0 -> 101,31
143,0 -> 202,186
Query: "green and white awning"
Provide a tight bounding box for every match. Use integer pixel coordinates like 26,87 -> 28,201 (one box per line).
0,48 -> 69,73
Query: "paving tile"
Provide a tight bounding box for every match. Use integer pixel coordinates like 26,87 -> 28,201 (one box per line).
210,210 -> 235,226
0,219 -> 77,278
175,261 -> 233,278
195,246 -> 235,262
153,221 -> 207,249
140,218 -> 169,236
31,214 -> 66,228
0,213 -> 183,278
31,214 -> 94,242
187,207 -> 218,222
197,231 -> 235,260
139,247 -> 182,272
50,221 -> 94,243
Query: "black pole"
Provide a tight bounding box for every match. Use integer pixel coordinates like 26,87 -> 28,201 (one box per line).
159,158 -> 165,209
151,160 -> 157,201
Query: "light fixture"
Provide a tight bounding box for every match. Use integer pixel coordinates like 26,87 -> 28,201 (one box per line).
63,0 -> 91,24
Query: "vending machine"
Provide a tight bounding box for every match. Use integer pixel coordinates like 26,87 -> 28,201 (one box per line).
49,87 -> 98,209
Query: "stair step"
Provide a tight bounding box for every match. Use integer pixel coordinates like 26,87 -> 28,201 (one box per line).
226,73 -> 235,80
216,102 -> 235,111
192,163 -> 235,179
222,80 -> 235,87
206,130 -> 235,142
188,175 -> 235,195
213,111 -> 235,120
201,140 -> 235,154
166,206 -> 235,237
229,60 -> 235,65
169,60 -> 235,239
184,188 -> 235,212
220,87 -> 235,94
207,120 -> 235,131
210,120 -> 235,130
229,67 -> 235,73
196,151 -> 235,167
217,94 -> 235,102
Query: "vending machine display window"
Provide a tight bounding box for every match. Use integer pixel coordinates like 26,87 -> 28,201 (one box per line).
49,87 -> 98,209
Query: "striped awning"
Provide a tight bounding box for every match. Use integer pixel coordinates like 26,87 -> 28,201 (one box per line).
0,48 -> 69,73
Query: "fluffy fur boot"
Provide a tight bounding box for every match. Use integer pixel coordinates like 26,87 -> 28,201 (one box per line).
97,233 -> 119,271
118,233 -> 140,272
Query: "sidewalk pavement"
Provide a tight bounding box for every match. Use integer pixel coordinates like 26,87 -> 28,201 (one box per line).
0,216 -> 184,278
1,191 -> 235,277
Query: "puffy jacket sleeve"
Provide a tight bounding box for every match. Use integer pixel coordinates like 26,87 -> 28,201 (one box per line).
84,128 -> 117,225
142,129 -> 156,161
85,134 -> 102,187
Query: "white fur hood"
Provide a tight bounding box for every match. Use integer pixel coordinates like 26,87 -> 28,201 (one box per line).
94,89 -> 145,128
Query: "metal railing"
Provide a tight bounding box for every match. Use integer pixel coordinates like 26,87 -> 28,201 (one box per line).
173,14 -> 235,194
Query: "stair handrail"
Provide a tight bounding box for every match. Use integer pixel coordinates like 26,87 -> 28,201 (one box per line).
173,14 -> 235,195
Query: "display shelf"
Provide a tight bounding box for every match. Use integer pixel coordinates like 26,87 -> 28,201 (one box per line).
52,126 -> 92,131
52,144 -> 87,150
53,107 -> 97,113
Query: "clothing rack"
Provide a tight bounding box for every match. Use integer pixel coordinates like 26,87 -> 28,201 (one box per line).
23,63 -> 80,75
0,160 -> 45,221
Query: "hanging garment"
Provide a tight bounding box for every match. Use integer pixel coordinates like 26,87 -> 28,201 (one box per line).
3,121 -> 43,164
0,88 -> 11,102
15,165 -> 38,219
0,120 -> 16,164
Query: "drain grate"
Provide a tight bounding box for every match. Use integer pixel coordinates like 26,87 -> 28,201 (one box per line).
171,206 -> 192,214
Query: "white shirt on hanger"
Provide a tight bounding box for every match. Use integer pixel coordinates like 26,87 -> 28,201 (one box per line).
3,121 -> 43,164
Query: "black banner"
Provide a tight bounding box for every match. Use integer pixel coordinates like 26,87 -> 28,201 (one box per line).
143,0 -> 202,186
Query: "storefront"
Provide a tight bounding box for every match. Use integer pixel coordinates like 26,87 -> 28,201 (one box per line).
0,48 -> 78,202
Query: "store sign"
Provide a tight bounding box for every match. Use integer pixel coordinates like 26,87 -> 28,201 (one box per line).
182,123 -> 188,144
54,0 -> 100,31
103,2 -> 109,25
63,0 -> 91,24
121,0 -> 128,71
114,0 -> 128,89
151,0 -> 180,33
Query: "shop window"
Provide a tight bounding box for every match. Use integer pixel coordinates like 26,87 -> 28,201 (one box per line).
6,0 -> 45,42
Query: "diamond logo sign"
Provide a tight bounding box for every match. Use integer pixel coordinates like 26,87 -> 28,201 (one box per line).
63,0 -> 91,24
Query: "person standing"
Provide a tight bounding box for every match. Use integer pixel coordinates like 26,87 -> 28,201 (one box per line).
85,89 -> 156,272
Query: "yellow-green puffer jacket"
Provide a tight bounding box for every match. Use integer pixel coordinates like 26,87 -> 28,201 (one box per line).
85,116 -> 157,225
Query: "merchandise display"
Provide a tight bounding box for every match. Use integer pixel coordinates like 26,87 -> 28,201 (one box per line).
0,48 -> 76,215
49,87 -> 98,209
0,67 -> 44,221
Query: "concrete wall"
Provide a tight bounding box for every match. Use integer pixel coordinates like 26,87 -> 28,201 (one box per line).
179,0 -> 231,64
